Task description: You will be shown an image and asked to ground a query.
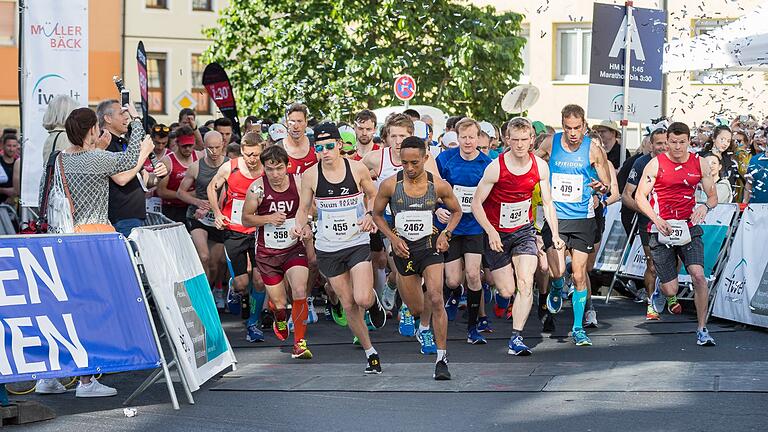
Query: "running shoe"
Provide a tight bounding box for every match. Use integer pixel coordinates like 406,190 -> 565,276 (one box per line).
572,328 -> 592,346
306,297 -> 319,324
213,286 -> 226,310
564,281 -> 575,299
433,358 -> 451,381
398,305 -> 416,337
493,292 -> 511,318
477,316 -> 494,333
542,312 -> 556,333
505,303 -> 514,321
352,336 -> 360,346
365,353 -> 382,374
445,290 -> 460,321
260,309 -> 273,330
418,329 -> 438,354
324,301 -> 332,321
459,290 -> 467,310
482,282 -> 493,305
667,296 -> 683,315
367,291 -> 387,329
364,311 -> 376,331
646,304 -> 660,320
246,324 -> 264,343
273,318 -> 290,341
466,326 -> 487,344
507,335 -> 532,356
381,282 -> 398,311
546,286 -> 564,314
331,302 -> 348,327
584,309 -> 598,328
291,339 -> 313,359
287,316 -> 294,332
651,278 -> 666,314
696,328 -> 716,346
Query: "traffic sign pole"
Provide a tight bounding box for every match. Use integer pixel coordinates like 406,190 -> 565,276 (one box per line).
620,1 -> 634,167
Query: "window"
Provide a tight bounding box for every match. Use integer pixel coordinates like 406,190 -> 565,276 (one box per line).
555,25 -> 591,82
519,26 -> 530,82
192,0 -> 212,11
147,53 -> 167,114
191,54 -> 211,113
0,1 -> 16,45
691,19 -> 738,84
146,0 -> 167,9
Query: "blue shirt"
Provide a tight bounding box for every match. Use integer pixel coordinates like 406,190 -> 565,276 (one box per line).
549,132 -> 597,220
435,147 -> 492,235
747,153 -> 768,203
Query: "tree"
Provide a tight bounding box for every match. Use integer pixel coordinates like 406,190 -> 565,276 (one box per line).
203,0 -> 525,123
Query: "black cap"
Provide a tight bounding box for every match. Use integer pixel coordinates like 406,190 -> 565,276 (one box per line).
313,122 -> 341,142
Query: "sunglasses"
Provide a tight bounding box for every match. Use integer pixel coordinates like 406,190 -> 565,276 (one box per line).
314,142 -> 336,152
153,125 -> 171,133
341,150 -> 356,156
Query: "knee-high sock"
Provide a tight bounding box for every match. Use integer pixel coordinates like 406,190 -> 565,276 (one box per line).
375,268 -> 387,297
247,288 -> 266,327
292,299 -> 309,342
572,289 -> 587,331
467,289 -> 482,329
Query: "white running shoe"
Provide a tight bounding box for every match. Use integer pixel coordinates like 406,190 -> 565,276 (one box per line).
35,378 -> 67,394
381,282 -> 397,311
75,379 -> 117,398
584,309 -> 598,328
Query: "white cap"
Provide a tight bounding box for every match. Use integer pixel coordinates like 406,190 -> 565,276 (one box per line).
268,123 -> 287,141
479,121 -> 496,139
413,120 -> 428,140
443,131 -> 459,147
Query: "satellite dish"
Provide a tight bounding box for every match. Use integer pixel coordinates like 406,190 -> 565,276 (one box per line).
501,84 -> 540,114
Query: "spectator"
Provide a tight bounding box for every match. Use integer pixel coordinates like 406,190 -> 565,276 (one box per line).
744,133 -> 768,204
702,125 -> 741,196
41,95 -> 79,167
0,134 -> 19,204
593,120 -> 630,170
697,153 -> 733,204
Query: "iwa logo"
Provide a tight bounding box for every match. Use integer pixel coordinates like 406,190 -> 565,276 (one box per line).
609,93 -> 637,115
32,74 -> 82,106
29,21 -> 83,49
723,258 -> 747,303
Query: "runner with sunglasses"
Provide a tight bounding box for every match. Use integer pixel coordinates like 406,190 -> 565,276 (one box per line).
294,122 -> 386,374
144,124 -> 172,215
156,126 -> 199,225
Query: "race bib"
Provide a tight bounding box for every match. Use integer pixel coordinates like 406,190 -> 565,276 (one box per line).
146,197 -> 162,214
453,185 -> 476,213
534,205 -> 545,231
230,199 -> 245,226
395,211 -> 433,242
551,173 -> 583,203
199,210 -> 216,227
499,199 -> 531,229
321,209 -> 358,241
264,218 -> 298,249
653,219 -> 691,246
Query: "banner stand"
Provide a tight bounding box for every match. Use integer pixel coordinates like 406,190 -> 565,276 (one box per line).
122,239 -> 193,410
605,217 -> 640,303
705,211 -> 742,321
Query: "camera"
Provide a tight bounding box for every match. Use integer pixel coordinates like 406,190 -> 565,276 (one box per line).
113,76 -> 130,107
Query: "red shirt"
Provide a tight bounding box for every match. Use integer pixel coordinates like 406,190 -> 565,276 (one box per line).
256,175 -> 303,256
648,152 -> 702,229
163,152 -> 197,208
352,143 -> 381,161
222,158 -> 258,234
286,143 -> 317,175
483,153 -> 540,233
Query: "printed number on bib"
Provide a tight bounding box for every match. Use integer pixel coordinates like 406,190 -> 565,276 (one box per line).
453,185 -> 476,213
146,197 -> 162,214
395,211 -> 433,242
499,199 -> 531,229
551,173 -> 583,203
199,210 -> 216,227
230,199 -> 245,226
655,219 -> 691,246
265,218 -> 298,249
322,209 -> 358,241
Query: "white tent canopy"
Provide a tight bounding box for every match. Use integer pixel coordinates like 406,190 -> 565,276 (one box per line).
663,1 -> 768,73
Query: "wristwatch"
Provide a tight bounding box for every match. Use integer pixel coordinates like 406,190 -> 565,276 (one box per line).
365,210 -> 373,217
704,202 -> 715,211
442,229 -> 453,240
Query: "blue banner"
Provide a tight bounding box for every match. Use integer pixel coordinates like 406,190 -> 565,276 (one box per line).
0,233 -> 160,384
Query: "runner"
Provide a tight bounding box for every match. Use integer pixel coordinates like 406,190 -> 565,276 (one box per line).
143,124 -> 171,215
535,105 -> 612,347
352,109 -> 380,161
242,145 -> 313,359
621,128 -> 669,319
373,136 -> 461,380
434,118 -> 493,344
156,126 -> 198,224
176,130 -> 228,307
283,103 -> 318,175
634,122 -> 718,346
293,122 -> 386,374
208,131 -> 267,343
472,117 -> 563,355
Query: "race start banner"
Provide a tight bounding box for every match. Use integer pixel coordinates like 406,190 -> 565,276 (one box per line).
0,234 -> 160,384
20,0 -> 89,207
130,225 -> 236,392
712,204 -> 768,328
587,3 -> 665,122
594,202 -> 627,272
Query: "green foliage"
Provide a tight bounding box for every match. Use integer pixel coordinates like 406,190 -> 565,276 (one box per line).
203,0 -> 525,123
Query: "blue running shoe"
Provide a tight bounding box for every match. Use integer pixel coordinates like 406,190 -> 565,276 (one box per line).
364,311 -> 376,331
467,326 -> 487,344
398,305 -> 416,337
246,324 -> 264,343
482,283 -> 493,305
546,287 -> 564,314
507,335 -> 532,355
564,282 -> 575,299
572,328 -> 592,346
445,292 -> 459,321
651,277 -> 666,314
305,297 -> 319,324
696,328 -> 716,346
477,316 -> 494,333
418,329 -> 437,354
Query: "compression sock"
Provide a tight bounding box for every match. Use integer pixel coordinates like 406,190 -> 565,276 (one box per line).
292,299 -> 309,342
247,288 -> 266,327
572,289 -> 588,332
436,349 -> 447,363
538,292 -> 548,311
467,289 -> 482,329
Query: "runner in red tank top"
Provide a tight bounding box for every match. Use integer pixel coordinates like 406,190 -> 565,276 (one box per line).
242,145 -> 312,359
635,122 -> 718,347
284,103 -> 318,174
472,118 -> 562,356
156,129 -> 198,223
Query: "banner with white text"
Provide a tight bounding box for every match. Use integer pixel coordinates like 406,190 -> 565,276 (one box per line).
0,234 -> 160,384
20,0 -> 89,206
